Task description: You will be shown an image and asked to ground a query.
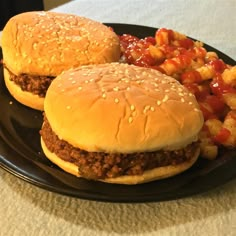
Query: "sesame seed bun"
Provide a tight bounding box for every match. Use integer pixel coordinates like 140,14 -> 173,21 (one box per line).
40,63 -> 204,184
44,63 -> 203,153
1,11 -> 120,110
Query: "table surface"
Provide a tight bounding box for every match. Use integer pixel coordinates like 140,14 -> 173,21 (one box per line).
1,0 -> 236,235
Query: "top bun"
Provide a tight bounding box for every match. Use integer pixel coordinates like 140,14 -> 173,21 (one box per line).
1,11 -> 120,76
44,63 -> 204,153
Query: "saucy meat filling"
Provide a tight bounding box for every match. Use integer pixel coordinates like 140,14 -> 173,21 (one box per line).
4,66 -> 54,97
40,115 -> 199,180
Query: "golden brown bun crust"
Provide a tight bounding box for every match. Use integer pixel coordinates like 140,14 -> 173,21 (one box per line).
4,69 -> 44,110
44,63 -> 204,153
41,138 -> 200,184
1,11 -> 120,76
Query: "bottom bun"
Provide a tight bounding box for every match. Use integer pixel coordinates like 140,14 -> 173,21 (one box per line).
41,138 -> 200,185
4,69 -> 44,110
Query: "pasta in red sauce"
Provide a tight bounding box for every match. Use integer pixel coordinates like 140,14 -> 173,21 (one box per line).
119,28 -> 236,159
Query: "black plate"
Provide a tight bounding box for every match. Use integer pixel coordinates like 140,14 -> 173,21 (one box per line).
0,23 -> 236,203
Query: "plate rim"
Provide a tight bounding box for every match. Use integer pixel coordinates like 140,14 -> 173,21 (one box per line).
0,23 -> 236,203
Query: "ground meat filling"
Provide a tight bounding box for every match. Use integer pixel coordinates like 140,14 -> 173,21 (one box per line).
4,66 -> 54,97
40,116 -> 199,180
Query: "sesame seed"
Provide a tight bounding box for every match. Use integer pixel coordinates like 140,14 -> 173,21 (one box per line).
22,52 -> 27,58
162,95 -> 169,103
33,43 -> 37,49
128,117 -> 133,123
66,105 -> 71,109
143,105 -> 150,113
114,98 -> 119,103
150,106 -> 155,111
136,80 -> 142,84
124,69 -> 129,74
157,100 -> 161,106
102,93 -> 106,98
113,87 -> 119,91
78,86 -> 82,90
181,98 -> 185,102
130,105 -> 135,111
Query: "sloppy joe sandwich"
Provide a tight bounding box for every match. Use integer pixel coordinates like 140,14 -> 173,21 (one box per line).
40,63 -> 204,184
1,11 -> 120,110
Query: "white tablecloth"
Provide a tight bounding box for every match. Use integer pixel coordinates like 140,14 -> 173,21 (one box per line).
1,0 -> 236,235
